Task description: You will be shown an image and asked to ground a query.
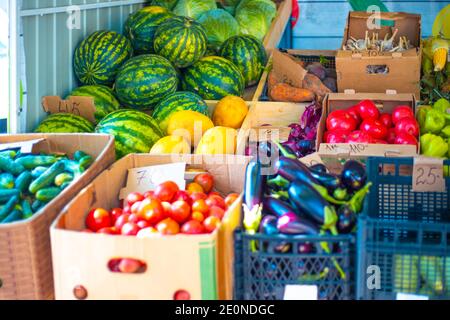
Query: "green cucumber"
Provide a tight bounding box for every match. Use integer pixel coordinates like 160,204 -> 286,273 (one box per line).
29,161 -> 65,194
0,189 -> 21,203
0,173 -> 15,189
0,195 -> 20,221
21,199 -> 33,219
31,200 -> 44,212
15,171 -> 33,193
31,166 -> 49,179
0,150 -> 17,159
0,156 -> 25,176
62,160 -> 85,177
1,209 -> 23,224
36,187 -> 61,202
15,155 -> 57,169
74,151 -> 89,161
60,182 -> 72,190
54,173 -> 74,187
79,155 -> 93,169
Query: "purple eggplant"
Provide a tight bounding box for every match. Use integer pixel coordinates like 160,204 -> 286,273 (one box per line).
341,160 -> 367,192
310,170 -> 342,192
277,212 -> 320,235
310,163 -> 328,174
337,205 -> 357,234
275,157 -> 320,185
263,197 -> 299,217
260,215 -> 279,235
244,161 -> 265,209
298,242 -> 314,254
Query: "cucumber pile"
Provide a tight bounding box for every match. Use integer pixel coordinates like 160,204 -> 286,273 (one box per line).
0,150 -> 93,224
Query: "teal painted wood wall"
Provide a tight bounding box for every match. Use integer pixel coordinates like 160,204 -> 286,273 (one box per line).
293,0 -> 449,49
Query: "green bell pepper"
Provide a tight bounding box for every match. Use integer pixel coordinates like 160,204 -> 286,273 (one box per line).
417,105 -> 432,130
433,98 -> 450,114
420,133 -> 449,158
442,125 -> 450,138
423,109 -> 446,134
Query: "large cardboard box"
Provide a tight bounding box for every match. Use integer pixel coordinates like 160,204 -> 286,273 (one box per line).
51,154 -> 250,300
0,134 -> 115,300
336,12 -> 421,98
317,92 -> 418,159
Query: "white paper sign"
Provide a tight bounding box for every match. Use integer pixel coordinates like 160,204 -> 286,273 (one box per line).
396,293 -> 429,300
284,285 -> 318,300
0,139 -> 45,153
299,152 -> 324,167
412,157 -> 446,193
119,163 -> 186,199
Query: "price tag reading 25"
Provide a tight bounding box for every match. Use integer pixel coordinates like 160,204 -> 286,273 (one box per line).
412,157 -> 446,193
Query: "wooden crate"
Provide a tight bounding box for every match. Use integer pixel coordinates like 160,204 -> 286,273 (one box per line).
0,134 -> 115,300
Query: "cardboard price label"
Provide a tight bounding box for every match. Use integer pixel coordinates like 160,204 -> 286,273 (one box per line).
42,96 -> 96,124
299,152 -> 324,167
412,157 -> 446,193
119,163 -> 187,199
0,139 -> 44,153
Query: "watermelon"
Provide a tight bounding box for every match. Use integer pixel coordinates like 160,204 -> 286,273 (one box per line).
219,35 -> 267,87
74,30 -> 133,86
67,85 -> 121,123
115,54 -> 179,110
35,113 -> 95,133
95,109 -> 164,159
152,91 -> 209,133
182,56 -> 245,100
124,6 -> 174,55
154,16 -> 208,68
150,0 -> 178,10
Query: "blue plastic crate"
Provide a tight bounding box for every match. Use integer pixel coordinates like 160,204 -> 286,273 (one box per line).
357,157 -> 450,300
234,230 -> 354,300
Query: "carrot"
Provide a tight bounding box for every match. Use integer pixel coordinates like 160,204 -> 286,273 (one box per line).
268,70 -> 283,89
269,83 -> 315,102
302,73 -> 332,101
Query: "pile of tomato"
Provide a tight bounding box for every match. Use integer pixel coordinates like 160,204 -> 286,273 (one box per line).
324,100 -> 419,146
84,173 -> 240,236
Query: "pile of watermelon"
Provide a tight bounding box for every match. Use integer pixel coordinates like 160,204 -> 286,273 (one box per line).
35,4 -> 269,159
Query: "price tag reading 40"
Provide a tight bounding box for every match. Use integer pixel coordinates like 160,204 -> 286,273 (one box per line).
412,157 -> 446,193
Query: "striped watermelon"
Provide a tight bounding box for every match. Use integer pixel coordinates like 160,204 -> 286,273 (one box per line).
124,6 -> 174,55
182,56 -> 245,100
150,0 -> 178,10
115,54 -> 179,110
154,16 -> 208,68
74,30 -> 133,86
35,113 -> 95,133
67,85 -> 121,123
152,91 -> 209,133
219,35 -> 267,87
95,109 -> 164,159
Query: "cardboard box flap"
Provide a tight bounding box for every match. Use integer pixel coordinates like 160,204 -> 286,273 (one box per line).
272,49 -> 308,88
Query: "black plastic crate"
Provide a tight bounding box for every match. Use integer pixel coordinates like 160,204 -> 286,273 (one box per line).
357,157 -> 450,300
234,230 -> 354,300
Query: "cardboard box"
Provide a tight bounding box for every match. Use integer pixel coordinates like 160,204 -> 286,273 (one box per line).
0,134 -> 115,300
317,92 -> 418,159
51,154 -> 250,300
336,11 -> 422,98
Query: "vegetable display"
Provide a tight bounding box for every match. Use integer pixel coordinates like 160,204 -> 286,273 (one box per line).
198,9 -> 241,52
0,150 -> 94,224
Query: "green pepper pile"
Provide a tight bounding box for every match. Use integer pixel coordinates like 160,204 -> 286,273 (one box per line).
0,150 -> 93,224
417,98 -> 450,158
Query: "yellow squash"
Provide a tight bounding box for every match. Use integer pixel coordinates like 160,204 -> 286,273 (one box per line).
212,96 -> 249,129
196,127 -> 237,155
149,135 -> 191,155
167,110 -> 214,146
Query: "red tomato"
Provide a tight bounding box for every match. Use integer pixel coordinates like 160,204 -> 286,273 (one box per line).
173,190 -> 192,205
192,199 -> 210,215
347,105 -> 362,124
174,290 -> 191,301
206,195 -> 226,210
326,110 -> 357,132
360,119 -> 388,140
138,198 -> 165,225
225,194 -> 240,208
115,214 -> 130,230
346,131 -> 373,144
190,192 -> 208,202
187,182 -> 204,194
143,191 -> 156,199
181,220 -> 205,235
86,208 -> 112,232
372,139 -> 388,144
394,132 -> 418,146
154,181 -> 179,202
161,201 -> 172,215
395,117 -> 420,137
111,208 -> 123,225
170,201 -> 191,224
209,206 -> 225,220
392,105 -> 414,124
97,227 -> 118,235
128,213 -> 141,224
192,211 -> 205,223
121,222 -> 140,236
156,218 -> 180,235
131,201 -> 142,214
123,205 -> 132,215
208,191 -> 221,198
357,100 -> 380,120
203,216 -> 221,233
126,192 -> 144,206
137,227 -> 159,238
194,173 -> 214,194
379,113 -> 393,128
118,259 -> 142,274
387,128 -> 396,144
137,220 -> 151,229
324,130 -> 349,144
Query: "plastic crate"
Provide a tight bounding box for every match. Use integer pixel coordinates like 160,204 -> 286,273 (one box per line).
234,230 -> 354,300
357,157 -> 450,300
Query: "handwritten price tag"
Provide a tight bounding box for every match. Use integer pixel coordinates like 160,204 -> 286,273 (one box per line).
412,157 -> 445,193
299,152 -> 324,167
42,96 -> 96,124
119,163 -> 186,199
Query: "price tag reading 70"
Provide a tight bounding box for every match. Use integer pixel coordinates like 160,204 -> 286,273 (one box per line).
412,158 -> 446,193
